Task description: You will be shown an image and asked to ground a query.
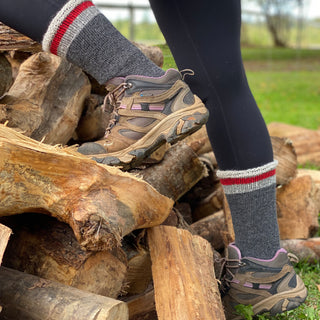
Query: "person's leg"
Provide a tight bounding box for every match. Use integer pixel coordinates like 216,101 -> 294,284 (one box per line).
149,0 -> 307,317
0,0 -> 209,166
0,0 -> 163,82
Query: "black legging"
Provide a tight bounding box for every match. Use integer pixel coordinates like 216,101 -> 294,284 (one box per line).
0,0 -> 273,170
149,0 -> 273,170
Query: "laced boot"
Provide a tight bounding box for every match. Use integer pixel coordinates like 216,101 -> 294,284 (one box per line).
219,243 -> 308,319
78,69 -> 209,167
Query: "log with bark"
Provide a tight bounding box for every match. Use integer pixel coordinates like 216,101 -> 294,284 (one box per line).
277,175 -> 320,239
0,52 -> 91,145
0,23 -> 41,52
1,214 -> 127,298
281,238 -> 320,264
0,124 -> 174,251
183,126 -> 298,186
268,122 -> 320,167
148,225 -> 225,320
0,266 -> 128,320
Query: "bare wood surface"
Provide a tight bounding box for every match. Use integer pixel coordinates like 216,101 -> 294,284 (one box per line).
133,42 -> 163,68
0,54 -> 12,97
0,224 -> 11,266
268,122 -> 320,166
0,52 -> 91,145
1,214 -> 127,298
126,289 -> 156,320
148,225 -> 225,320
277,175 -> 320,239
0,124 -> 174,251
0,23 -> 41,52
139,142 -> 206,201
0,266 -> 128,320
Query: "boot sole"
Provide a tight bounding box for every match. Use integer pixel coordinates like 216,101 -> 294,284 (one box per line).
92,96 -> 209,168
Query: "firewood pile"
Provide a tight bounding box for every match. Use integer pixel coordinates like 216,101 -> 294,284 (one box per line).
0,23 -> 320,320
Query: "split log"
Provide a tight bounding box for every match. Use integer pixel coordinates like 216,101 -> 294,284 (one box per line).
191,210 -> 227,251
281,238 -> 320,264
138,142 -> 207,201
1,214 -> 127,298
0,124 -> 174,251
0,52 -> 91,145
148,225 -> 225,320
0,23 -> 41,52
0,266 -> 128,320
126,289 -> 157,320
268,122 -> 320,167
0,224 -> 11,265
277,175 -> 320,239
0,54 -> 12,97
297,169 -> 320,211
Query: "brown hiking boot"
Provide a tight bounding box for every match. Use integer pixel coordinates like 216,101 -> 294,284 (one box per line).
220,244 -> 308,319
78,69 -> 209,167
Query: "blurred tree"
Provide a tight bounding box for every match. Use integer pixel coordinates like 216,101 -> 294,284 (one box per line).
253,0 -> 306,47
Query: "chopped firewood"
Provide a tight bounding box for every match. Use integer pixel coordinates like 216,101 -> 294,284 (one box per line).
281,238 -> 320,264
0,124 -> 174,251
277,175 -> 320,239
0,223 -> 11,266
0,267 -> 128,320
125,288 -> 156,320
148,225 -> 225,320
0,54 -> 12,97
191,210 -> 227,251
268,122 -> 320,167
138,142 -> 207,201
1,214 -> 127,298
0,52 -> 91,145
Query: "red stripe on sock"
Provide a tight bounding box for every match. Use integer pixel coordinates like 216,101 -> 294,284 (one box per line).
220,169 -> 276,186
50,1 -> 94,55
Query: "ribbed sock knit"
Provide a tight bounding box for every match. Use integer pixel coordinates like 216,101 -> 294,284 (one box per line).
217,160 -> 281,260
42,0 -> 164,84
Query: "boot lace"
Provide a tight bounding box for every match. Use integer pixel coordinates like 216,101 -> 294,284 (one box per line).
102,82 -> 133,138
216,257 -> 245,294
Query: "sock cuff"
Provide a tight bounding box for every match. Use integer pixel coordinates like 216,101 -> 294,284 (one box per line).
42,0 -> 99,57
217,160 -> 278,194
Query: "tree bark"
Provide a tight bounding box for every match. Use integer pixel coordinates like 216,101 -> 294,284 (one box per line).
0,54 -> 12,97
0,267 -> 128,320
0,124 -> 174,251
148,225 -> 225,320
0,23 -> 41,52
1,214 -> 127,298
0,52 -> 91,145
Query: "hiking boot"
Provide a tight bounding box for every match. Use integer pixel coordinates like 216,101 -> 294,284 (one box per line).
220,243 -> 307,320
78,69 -> 209,167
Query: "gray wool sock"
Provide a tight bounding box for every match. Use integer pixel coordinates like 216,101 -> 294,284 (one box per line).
42,0 -> 164,84
217,161 -> 281,260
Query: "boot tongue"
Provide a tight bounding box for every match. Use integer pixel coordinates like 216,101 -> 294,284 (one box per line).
227,244 -> 242,260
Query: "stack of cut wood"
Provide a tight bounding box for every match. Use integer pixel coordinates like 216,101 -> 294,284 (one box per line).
0,23 -> 319,320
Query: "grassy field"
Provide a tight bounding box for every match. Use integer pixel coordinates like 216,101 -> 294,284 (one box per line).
158,44 -> 320,319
